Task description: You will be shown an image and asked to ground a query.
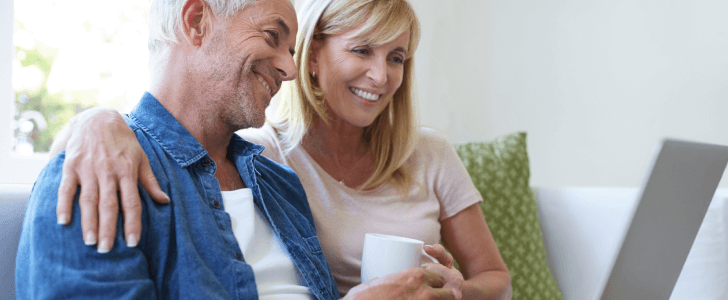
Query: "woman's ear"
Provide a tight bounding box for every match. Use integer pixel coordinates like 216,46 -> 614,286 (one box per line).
181,0 -> 211,47
308,40 -> 322,75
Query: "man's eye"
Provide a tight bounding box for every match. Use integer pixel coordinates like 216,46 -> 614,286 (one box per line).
266,30 -> 279,44
352,48 -> 369,55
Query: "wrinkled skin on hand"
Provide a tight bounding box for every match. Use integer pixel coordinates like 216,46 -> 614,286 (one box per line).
54,107 -> 169,253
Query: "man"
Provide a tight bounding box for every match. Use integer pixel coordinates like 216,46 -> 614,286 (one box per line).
15,0 -> 461,299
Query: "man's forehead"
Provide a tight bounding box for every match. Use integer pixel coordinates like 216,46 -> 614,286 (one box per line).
248,0 -> 298,31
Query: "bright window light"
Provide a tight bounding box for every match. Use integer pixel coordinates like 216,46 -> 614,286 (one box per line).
12,0 -> 150,154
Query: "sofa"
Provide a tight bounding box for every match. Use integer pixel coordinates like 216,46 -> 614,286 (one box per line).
3,183 -> 727,299
1,184 -> 32,300
537,187 -> 728,300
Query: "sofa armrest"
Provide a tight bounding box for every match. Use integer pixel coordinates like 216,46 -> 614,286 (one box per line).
0,184 -> 34,300
536,187 -> 728,300
536,187 -> 639,300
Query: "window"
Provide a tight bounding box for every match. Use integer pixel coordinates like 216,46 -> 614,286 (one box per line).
2,0 -> 149,183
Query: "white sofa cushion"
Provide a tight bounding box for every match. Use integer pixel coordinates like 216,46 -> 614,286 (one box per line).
537,187 -> 728,300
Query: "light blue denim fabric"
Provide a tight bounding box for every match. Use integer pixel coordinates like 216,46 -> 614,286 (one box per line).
16,92 -> 339,300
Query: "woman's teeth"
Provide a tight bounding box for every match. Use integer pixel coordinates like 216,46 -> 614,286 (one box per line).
350,87 -> 380,101
256,75 -> 272,95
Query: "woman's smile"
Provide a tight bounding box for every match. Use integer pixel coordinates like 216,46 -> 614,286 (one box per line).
349,87 -> 381,102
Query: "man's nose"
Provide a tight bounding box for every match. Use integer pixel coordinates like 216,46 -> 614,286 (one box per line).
274,50 -> 298,81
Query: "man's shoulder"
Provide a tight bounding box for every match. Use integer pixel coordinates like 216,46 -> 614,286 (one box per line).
28,153 -> 68,209
253,153 -> 314,215
253,153 -> 302,192
238,123 -> 286,164
121,113 -> 176,168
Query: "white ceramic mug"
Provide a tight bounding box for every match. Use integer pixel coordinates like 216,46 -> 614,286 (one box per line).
360,233 -> 439,282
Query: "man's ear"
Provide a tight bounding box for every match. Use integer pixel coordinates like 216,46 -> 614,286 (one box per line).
181,0 -> 211,47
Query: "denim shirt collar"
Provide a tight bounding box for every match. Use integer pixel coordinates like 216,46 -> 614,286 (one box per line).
128,92 -> 264,167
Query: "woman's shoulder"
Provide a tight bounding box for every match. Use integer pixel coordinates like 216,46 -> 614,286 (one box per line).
237,123 -> 286,164
237,123 -> 278,146
404,127 -> 460,172
415,126 -> 454,153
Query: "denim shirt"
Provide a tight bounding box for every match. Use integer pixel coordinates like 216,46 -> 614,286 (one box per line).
16,92 -> 339,300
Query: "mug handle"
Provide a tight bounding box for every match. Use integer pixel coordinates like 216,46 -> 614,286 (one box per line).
421,249 -> 440,265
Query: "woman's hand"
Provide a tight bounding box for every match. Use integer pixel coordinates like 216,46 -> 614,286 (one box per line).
54,107 -> 168,253
424,244 -> 464,299
344,244 -> 464,300
441,204 -> 512,299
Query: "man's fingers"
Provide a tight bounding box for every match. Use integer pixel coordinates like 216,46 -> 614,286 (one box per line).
138,154 -> 169,204
96,175 -> 120,254
424,244 -> 454,268
57,171 -> 79,225
119,175 -> 142,248
78,180 -> 100,246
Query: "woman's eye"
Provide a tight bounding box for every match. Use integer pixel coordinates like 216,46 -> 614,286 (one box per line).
352,48 -> 369,55
390,56 -> 404,64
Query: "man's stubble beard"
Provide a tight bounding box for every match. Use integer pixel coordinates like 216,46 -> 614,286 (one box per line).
223,86 -> 267,131
202,34 -> 268,131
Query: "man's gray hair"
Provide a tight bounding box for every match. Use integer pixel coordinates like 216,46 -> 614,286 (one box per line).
147,0 -> 260,88
146,0 -> 294,88
148,0 -> 261,54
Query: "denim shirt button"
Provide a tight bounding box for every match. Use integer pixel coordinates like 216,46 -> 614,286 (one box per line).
202,160 -> 211,167
235,253 -> 243,261
212,200 -> 221,209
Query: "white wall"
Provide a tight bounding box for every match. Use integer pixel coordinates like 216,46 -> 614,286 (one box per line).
409,0 -> 728,189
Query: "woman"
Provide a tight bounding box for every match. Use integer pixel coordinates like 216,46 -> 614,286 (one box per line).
53,0 -> 512,298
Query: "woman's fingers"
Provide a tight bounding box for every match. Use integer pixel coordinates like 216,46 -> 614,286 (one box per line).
425,244 -> 455,268
96,172 -> 120,253
77,177 -> 100,247
56,168 -> 79,225
53,108 -> 167,251
139,153 -> 169,204
425,262 -> 464,300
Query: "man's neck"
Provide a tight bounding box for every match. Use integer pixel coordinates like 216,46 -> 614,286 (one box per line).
149,49 -> 247,191
150,60 -> 235,161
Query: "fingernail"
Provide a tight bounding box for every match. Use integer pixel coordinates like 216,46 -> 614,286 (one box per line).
126,233 -> 138,248
424,245 -> 433,250
163,192 -> 171,202
57,214 -> 68,225
98,238 -> 111,253
84,231 -> 97,246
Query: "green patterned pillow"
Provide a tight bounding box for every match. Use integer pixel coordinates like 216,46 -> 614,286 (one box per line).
455,132 -> 562,300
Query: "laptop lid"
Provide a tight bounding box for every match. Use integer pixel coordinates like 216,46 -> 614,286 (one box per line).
595,139 -> 728,300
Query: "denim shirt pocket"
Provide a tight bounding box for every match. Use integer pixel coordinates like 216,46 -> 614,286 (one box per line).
304,236 -> 323,254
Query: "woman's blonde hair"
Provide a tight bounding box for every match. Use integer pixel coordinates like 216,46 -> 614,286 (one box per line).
270,0 -> 421,190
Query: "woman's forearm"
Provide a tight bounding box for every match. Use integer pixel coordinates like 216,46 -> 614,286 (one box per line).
463,270 -> 512,300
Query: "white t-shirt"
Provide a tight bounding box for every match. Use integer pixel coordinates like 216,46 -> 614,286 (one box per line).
239,124 -> 482,295
220,188 -> 311,299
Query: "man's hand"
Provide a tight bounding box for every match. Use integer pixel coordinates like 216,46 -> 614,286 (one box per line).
345,244 -> 464,300
54,107 -> 169,253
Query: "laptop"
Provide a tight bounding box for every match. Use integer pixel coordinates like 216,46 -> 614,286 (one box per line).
593,138 -> 728,300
